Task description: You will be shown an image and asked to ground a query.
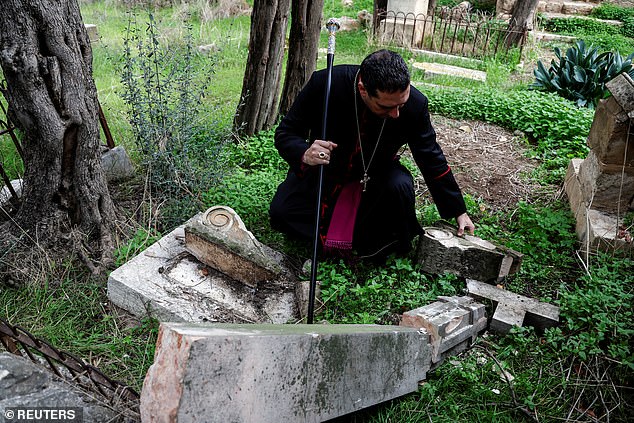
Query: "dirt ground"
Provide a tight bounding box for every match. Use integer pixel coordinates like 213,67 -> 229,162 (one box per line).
412,114 -> 556,213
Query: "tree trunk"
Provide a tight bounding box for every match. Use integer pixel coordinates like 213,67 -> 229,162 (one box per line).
427,0 -> 437,16
0,0 -> 115,270
505,0 -> 538,47
278,0 -> 324,117
373,0 -> 388,36
233,0 -> 291,137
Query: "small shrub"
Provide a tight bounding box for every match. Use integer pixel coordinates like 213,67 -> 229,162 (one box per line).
590,2 -> 634,22
542,17 -> 620,37
531,40 -> 634,108
120,10 -> 230,229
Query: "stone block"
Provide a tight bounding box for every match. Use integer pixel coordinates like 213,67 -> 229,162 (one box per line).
534,31 -> 576,43
416,224 -> 522,282
578,151 -> 634,212
84,24 -> 99,42
379,17 -> 427,48
587,95 -> 634,167
413,62 -> 486,83
295,280 -> 324,321
0,353 -> 117,422
387,0 -> 429,16
140,322 -> 432,423
562,1 -> 595,15
466,279 -> 559,333
489,302 -> 525,333
108,217 -> 298,324
606,73 -> 634,115
544,1 -> 563,13
400,296 -> 486,364
565,159 -> 634,254
101,146 -> 135,182
184,206 -> 284,287
0,179 -> 21,209
565,158 -> 587,221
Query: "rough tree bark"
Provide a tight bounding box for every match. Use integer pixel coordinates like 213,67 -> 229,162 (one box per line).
427,0 -> 437,16
505,0 -> 539,47
278,0 -> 324,117
373,0 -> 388,36
0,0 -> 116,272
233,0 -> 291,137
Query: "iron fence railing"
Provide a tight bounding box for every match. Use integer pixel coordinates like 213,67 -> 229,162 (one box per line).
375,9 -> 527,59
0,318 -> 140,416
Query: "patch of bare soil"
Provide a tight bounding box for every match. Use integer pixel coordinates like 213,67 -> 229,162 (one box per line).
419,114 -> 555,212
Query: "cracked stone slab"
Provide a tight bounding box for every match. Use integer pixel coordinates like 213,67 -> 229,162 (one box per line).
401,296 -> 486,364
141,322 -> 432,423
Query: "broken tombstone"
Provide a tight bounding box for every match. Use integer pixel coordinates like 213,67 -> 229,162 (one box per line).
140,295 -> 486,422
184,205 -> 283,288
466,279 -> 559,334
564,72 -> 634,254
400,295 -> 486,367
416,222 -> 522,282
107,206 -> 299,324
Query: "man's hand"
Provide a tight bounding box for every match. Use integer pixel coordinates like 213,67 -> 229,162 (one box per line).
456,212 -> 475,237
302,140 -> 338,166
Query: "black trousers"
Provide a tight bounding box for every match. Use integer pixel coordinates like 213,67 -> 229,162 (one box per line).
269,162 -> 423,258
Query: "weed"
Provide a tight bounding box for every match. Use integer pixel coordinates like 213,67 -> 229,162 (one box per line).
114,227 -> 162,267
547,254 -> 633,371
0,272 -> 158,392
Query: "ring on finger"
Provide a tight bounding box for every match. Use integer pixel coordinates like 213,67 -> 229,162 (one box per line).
318,151 -> 326,159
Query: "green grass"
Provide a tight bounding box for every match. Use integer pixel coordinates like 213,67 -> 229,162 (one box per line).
1,1 -> 633,421
0,270 -> 158,392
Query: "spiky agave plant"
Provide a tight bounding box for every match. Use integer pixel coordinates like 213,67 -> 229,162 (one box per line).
531,40 -> 634,108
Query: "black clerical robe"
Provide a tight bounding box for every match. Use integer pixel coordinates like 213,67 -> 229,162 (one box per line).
269,64 -> 466,257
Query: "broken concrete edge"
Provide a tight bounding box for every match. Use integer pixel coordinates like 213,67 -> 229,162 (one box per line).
141,325 -> 191,422
433,220 -> 523,264
400,296 -> 487,363
564,158 -> 634,254
606,73 -> 634,114
108,214 -> 301,324
295,280 -> 324,322
185,220 -> 282,277
416,222 -> 523,283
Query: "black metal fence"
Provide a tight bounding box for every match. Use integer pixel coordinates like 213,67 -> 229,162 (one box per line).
375,9 -> 527,59
0,318 -> 140,416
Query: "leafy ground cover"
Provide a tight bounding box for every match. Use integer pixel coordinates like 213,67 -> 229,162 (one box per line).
0,1 -> 632,421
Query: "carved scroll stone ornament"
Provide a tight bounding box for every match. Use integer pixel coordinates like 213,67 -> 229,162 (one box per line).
184,206 -> 283,287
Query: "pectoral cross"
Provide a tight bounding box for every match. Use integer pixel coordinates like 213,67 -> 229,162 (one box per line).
361,173 -> 370,192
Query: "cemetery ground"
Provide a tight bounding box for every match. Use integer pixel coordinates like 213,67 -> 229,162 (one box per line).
1,1 -> 634,421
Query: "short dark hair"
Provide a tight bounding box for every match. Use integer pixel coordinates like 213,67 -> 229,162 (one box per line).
359,50 -> 410,97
